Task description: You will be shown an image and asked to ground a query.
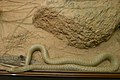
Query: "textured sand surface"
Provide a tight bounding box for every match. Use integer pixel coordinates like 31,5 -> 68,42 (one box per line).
0,0 -> 120,72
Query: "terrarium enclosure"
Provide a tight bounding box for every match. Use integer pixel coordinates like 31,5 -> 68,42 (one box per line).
0,0 -> 120,77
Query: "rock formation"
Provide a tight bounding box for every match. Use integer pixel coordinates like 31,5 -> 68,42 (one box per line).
33,0 -> 120,49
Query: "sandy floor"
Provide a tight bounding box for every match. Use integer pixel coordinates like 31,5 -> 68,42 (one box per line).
0,0 -> 120,72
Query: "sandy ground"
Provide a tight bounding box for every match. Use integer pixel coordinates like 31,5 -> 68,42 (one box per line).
0,0 -> 120,72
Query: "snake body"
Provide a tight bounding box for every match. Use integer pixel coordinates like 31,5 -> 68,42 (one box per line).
6,44 -> 119,73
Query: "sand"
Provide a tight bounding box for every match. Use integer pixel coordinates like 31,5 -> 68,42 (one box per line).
0,0 -> 120,72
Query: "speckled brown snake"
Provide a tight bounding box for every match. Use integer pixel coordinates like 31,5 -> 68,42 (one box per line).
5,44 -> 119,73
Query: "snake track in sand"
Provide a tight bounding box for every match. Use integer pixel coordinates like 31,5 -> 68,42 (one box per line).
6,44 -> 120,73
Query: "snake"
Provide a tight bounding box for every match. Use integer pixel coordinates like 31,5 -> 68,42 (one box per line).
5,44 -> 120,73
